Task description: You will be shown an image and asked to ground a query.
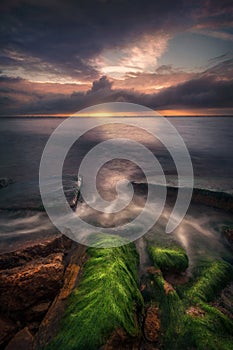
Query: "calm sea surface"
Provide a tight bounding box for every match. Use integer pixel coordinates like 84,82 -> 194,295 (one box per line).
0,116 -> 233,255
0,116 -> 232,192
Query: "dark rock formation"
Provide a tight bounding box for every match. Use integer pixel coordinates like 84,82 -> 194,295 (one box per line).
132,182 -> 233,213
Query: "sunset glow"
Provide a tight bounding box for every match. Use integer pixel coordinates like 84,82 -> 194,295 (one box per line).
0,1 -> 232,116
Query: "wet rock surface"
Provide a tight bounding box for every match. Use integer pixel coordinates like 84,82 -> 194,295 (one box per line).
0,235 -> 72,269
132,182 -> 233,213
0,252 -> 65,315
33,244 -> 86,350
0,235 -> 79,349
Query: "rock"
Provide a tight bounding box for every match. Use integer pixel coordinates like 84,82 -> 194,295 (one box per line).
33,244 -> 86,350
0,177 -> 13,189
0,253 -> 65,315
163,280 -> 175,295
5,327 -> 34,350
143,307 -> 160,343
0,235 -> 72,269
104,328 -> 140,350
163,272 -> 189,286
146,266 -> 162,275
186,306 -> 205,317
26,302 -> 51,323
0,316 -> 18,349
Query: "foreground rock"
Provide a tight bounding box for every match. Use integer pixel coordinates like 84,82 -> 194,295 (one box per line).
0,235 -> 75,349
33,244 -> 86,350
0,234 -> 72,269
0,253 -> 65,318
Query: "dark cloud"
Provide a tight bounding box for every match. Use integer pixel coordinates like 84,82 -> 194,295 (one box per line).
1,65 -> 232,115
0,75 -> 23,83
0,0 -> 201,80
0,1 -> 232,114
147,76 -> 233,109
89,76 -> 113,93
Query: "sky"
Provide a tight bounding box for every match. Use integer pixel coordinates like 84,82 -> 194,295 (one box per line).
0,0 -> 233,116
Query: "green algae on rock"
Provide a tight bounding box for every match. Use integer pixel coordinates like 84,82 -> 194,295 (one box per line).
148,244 -> 189,274
46,234 -> 143,350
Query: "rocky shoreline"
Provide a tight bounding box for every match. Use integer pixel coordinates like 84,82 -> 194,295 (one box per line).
132,182 -> 233,213
0,225 -> 232,350
0,182 -> 233,349
0,235 -> 86,350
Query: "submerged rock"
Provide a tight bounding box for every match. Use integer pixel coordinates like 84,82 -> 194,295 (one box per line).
143,306 -> 160,343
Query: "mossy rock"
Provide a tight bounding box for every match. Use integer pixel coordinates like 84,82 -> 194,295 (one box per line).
148,244 -> 189,274
185,260 -> 233,304
46,234 -> 143,350
147,240 -> 233,350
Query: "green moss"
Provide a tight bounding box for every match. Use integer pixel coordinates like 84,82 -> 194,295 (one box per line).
186,260 -> 233,304
172,314 -> 233,350
46,234 -> 143,350
148,241 -> 233,350
148,244 -> 189,274
152,262 -> 233,350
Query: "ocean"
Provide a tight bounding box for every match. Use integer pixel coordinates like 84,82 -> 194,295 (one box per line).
0,116 -> 233,258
